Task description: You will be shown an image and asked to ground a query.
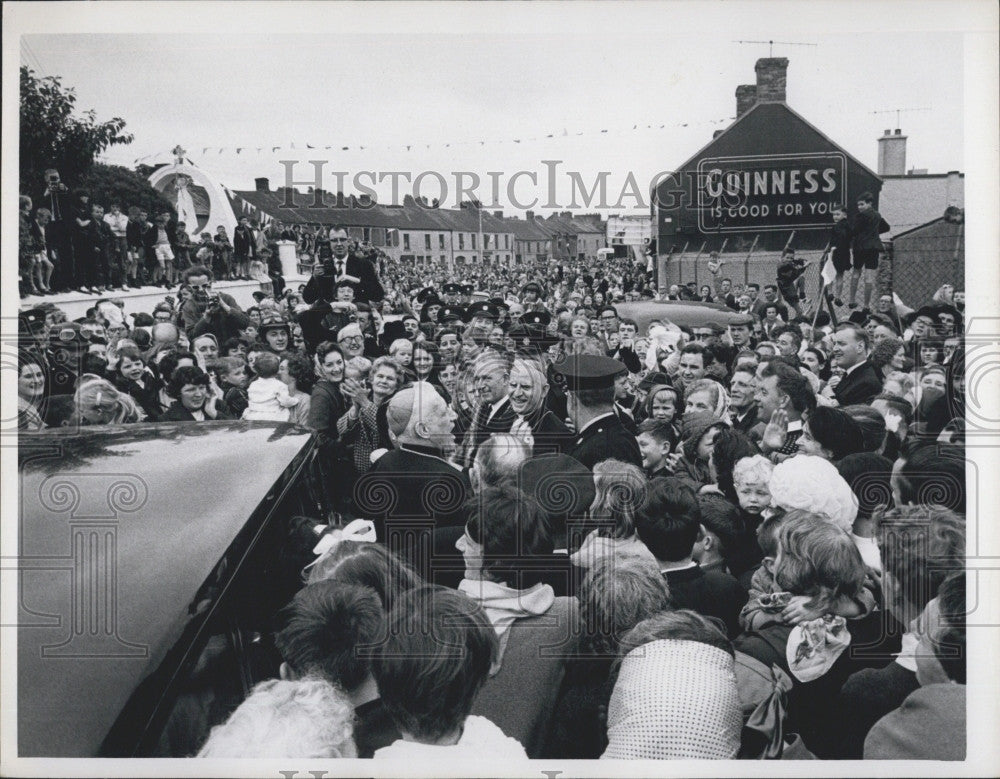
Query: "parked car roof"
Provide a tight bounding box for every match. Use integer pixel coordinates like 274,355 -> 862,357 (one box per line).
613,300 -> 746,332
17,421 -> 314,757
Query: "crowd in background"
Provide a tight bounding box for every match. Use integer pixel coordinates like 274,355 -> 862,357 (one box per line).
16,197 -> 968,761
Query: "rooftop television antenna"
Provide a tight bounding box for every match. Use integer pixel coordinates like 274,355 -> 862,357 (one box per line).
869,107 -> 931,127
734,40 -> 817,57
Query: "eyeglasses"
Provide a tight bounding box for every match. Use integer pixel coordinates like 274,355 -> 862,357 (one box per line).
340,336 -> 364,344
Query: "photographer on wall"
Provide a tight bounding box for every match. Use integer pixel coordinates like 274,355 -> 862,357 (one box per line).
178,265 -> 253,342
297,226 -> 385,351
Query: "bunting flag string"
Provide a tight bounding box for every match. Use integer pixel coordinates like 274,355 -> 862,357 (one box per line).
132,115 -> 737,164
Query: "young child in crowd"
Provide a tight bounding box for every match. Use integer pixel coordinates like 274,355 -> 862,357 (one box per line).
213,225 -> 233,280
636,419 -> 677,479
174,221 -> 191,270
739,509 -> 875,632
216,356 -> 250,418
243,351 -> 299,421
344,356 -> 373,386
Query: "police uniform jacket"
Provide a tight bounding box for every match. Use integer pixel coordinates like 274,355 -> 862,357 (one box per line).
566,411 -> 642,470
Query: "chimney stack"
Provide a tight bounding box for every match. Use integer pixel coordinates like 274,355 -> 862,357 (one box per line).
877,128 -> 907,176
736,84 -> 758,117
493,210 -> 503,218
755,58 -> 789,103
255,177 -> 270,192
946,171 -> 962,206
526,210 -> 535,221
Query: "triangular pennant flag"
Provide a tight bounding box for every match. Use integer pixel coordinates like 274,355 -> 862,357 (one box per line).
273,146 -> 280,152
236,148 -> 243,153
307,144 -> 314,149
203,147 -> 209,154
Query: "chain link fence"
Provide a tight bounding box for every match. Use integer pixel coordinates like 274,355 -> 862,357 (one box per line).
660,224 -> 963,315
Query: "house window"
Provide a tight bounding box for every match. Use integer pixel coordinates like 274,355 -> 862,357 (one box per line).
440,254 -> 446,264
459,234 -> 465,250
505,235 -> 510,249
363,227 -> 371,241
472,234 -> 478,250
439,233 -> 445,249
403,233 -> 410,250
424,234 -> 431,250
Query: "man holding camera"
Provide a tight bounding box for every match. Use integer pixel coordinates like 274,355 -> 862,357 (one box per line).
178,265 -> 252,342
302,227 -> 384,306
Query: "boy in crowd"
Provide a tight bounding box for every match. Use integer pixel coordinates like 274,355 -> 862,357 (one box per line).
275,581 -> 401,758
215,356 -> 250,418
829,206 -> 853,306
633,477 -> 747,638
636,419 -> 676,479
776,248 -> 810,317
371,586 -> 528,759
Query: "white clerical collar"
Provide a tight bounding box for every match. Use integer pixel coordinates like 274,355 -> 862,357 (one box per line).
786,419 -> 803,433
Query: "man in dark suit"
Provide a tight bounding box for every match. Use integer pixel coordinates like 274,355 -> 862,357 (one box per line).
461,352 -> 516,467
555,354 -> 642,470
729,367 -> 759,433
302,226 -> 384,305
358,382 -> 471,580
828,323 -> 883,406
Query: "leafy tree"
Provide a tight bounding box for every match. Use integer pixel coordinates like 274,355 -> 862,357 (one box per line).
20,66 -> 133,201
78,163 -> 175,218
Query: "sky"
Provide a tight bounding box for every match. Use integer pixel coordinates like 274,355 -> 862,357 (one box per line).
9,2 -> 988,216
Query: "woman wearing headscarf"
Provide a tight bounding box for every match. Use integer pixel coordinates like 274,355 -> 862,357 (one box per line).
683,378 -> 732,424
602,610 -> 743,759
505,358 -> 573,456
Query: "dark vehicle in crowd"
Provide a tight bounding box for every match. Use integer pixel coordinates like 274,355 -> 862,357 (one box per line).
17,421 -> 322,757
614,300 -> 746,333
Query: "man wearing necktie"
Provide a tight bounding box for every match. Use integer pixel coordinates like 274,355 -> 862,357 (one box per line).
462,353 -> 515,467
302,226 -> 385,305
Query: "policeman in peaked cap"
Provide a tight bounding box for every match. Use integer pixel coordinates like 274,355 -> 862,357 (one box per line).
521,310 -> 551,329
459,283 -> 474,304
442,282 -> 462,305
466,301 -> 499,322
416,286 -> 437,305
552,354 -> 642,470
437,305 -> 468,325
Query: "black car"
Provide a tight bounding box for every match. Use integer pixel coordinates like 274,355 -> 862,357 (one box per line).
17,421 -> 321,757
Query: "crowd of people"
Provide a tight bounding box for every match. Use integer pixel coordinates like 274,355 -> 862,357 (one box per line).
18,167 -> 303,298
16,204 -> 968,761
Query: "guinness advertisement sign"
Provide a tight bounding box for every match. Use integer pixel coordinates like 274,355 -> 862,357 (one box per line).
696,152 -> 848,233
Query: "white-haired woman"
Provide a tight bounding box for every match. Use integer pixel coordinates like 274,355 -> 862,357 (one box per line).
506,358 -> 573,456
